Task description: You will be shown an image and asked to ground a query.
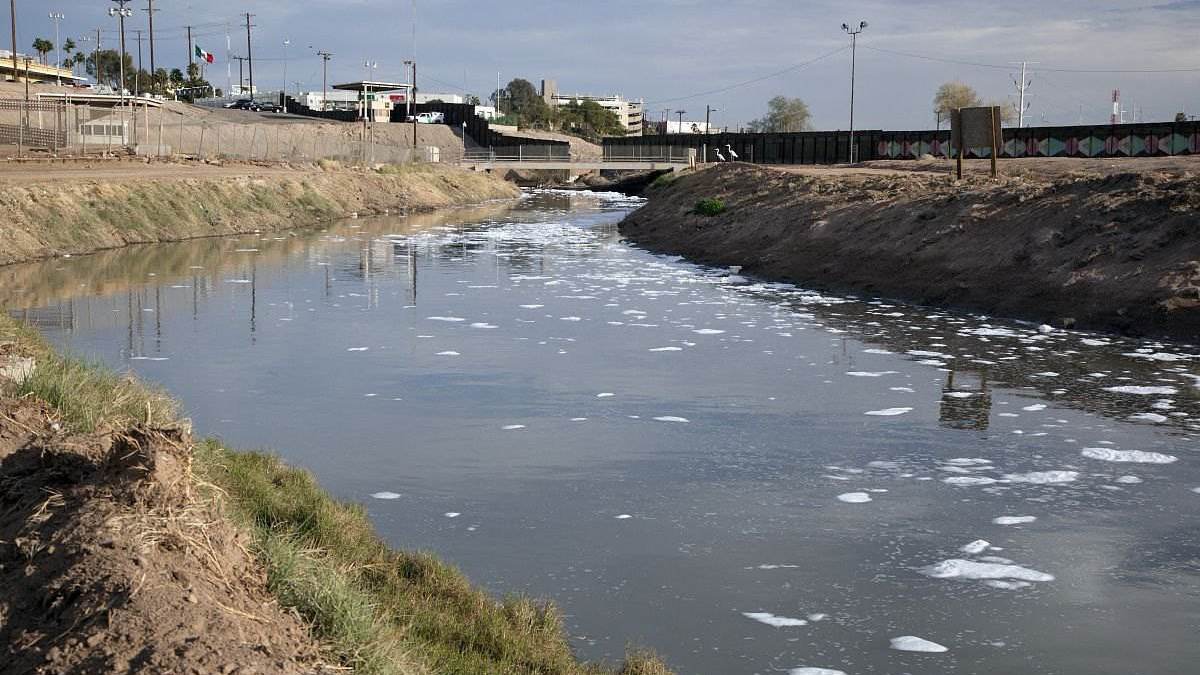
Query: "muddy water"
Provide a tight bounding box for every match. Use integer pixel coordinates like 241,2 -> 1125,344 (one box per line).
6,191 -> 1199,675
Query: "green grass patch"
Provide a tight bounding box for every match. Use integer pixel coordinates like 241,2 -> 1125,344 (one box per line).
694,197 -> 726,216
1,314 -> 673,675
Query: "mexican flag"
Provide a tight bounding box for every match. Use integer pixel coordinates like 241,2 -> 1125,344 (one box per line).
195,45 -> 215,64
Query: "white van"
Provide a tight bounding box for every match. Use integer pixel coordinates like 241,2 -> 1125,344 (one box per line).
408,112 -> 445,124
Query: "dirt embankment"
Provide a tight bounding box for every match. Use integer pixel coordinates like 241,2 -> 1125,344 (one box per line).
621,162 -> 1200,338
0,396 -> 327,674
0,161 -> 520,266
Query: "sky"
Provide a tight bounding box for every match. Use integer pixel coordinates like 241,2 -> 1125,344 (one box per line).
15,1 -> 1200,129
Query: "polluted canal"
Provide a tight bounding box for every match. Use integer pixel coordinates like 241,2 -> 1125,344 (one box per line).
4,190 -> 1199,675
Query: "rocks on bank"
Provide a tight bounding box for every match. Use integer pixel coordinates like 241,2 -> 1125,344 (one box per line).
620,162 -> 1200,338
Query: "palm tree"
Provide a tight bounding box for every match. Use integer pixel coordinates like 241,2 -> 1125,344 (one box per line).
32,38 -> 54,65
62,38 -> 76,70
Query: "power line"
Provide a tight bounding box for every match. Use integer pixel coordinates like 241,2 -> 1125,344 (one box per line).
860,44 -> 1200,74
645,45 -> 851,106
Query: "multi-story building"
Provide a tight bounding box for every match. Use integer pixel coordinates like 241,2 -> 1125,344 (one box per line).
540,79 -> 644,136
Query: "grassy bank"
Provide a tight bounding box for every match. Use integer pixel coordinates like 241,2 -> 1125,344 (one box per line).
0,162 -> 520,267
0,314 -> 671,675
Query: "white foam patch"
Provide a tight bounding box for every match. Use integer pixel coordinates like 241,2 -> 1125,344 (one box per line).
1023,404 -> 1047,411
436,351 -> 461,356
615,514 -> 632,519
596,392 -> 615,398
427,316 -> 465,322
960,539 -> 991,555
1116,475 -> 1143,484
847,371 -> 899,377
983,580 -> 1033,589
502,424 -> 526,430
519,304 -> 544,309
890,636 -> 949,653
922,559 -> 1054,582
1128,412 -> 1168,423
1104,385 -> 1178,395
1081,448 -> 1177,464
1003,470 -> 1078,484
347,347 -> 369,352
370,492 -> 401,500
865,407 -> 913,416
789,669 -> 846,675
693,329 -> 726,335
470,322 -> 498,329
653,416 -> 690,423
742,612 -> 808,627
444,512 -> 461,518
944,476 -> 999,486
864,348 -> 893,354
993,516 -> 1037,525
649,346 -> 683,352
837,492 -> 872,503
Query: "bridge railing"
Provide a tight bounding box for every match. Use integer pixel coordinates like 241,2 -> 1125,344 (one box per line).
462,145 -> 692,164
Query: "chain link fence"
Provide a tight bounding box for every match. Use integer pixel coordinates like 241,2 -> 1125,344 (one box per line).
0,98 -> 430,165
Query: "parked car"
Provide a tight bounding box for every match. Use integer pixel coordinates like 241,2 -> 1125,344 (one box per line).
257,102 -> 283,113
406,111 -> 445,124
223,99 -> 260,111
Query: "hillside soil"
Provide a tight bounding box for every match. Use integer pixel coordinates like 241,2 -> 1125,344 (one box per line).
0,392 -> 329,674
621,159 -> 1200,338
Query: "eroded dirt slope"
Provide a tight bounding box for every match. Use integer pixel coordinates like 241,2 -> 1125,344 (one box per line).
621,162 -> 1200,338
0,394 -> 328,674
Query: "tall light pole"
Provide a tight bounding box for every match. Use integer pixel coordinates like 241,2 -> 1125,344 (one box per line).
675,109 -> 686,133
705,105 -> 719,134
282,39 -> 290,98
842,20 -> 867,164
49,12 -> 65,85
109,1 -> 133,99
316,50 -> 332,111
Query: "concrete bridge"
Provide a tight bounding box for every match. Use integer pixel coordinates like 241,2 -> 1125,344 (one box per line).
459,150 -> 692,173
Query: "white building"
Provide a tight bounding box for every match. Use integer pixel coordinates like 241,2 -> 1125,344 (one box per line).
664,120 -> 715,134
540,79 -> 644,136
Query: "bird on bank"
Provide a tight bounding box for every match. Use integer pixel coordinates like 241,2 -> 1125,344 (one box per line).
726,144 -> 739,161
714,148 -> 726,162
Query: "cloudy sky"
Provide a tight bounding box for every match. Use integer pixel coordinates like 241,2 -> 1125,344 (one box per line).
18,0 -> 1200,129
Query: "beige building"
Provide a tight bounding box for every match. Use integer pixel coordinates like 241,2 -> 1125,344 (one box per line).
540,79 -> 644,136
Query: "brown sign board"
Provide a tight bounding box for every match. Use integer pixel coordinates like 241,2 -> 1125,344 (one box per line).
951,106 -> 1002,150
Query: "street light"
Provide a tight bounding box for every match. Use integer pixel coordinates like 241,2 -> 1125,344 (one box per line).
49,11 -> 65,86
674,109 -> 686,134
108,0 -> 133,100
282,39 -> 289,98
705,105 -> 719,135
842,20 -> 867,163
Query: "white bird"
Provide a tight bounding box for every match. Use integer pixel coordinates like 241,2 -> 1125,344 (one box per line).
714,149 -> 726,162
726,144 -> 739,161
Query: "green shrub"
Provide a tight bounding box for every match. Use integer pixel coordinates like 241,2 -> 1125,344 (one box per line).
694,197 -> 726,216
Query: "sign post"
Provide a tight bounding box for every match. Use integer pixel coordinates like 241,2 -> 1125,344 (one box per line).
951,105 -> 1002,180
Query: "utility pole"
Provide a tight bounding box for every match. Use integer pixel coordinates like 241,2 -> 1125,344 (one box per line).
93,28 -> 101,87
187,25 -> 193,66
705,105 -> 719,134
9,0 -> 17,83
1010,61 -> 1037,128
49,11 -> 65,86
244,13 -> 255,98
110,1 -> 133,100
675,109 -> 686,133
842,20 -> 867,163
231,55 -> 247,95
316,50 -> 332,111
143,0 -> 156,91
133,29 -> 143,94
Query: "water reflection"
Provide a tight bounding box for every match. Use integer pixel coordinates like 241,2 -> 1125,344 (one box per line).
4,190 -> 1199,675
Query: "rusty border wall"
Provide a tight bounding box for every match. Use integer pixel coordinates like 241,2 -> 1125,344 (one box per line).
603,120 -> 1200,164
